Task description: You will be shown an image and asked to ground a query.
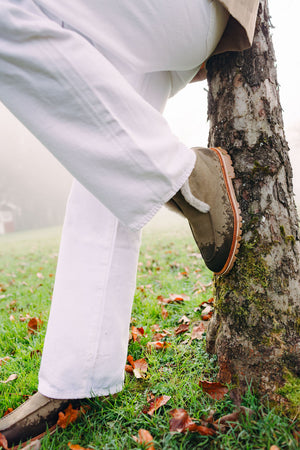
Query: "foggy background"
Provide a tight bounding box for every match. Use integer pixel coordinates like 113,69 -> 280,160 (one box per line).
0,0 -> 299,232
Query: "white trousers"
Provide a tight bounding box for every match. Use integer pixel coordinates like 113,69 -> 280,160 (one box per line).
0,0 -> 229,398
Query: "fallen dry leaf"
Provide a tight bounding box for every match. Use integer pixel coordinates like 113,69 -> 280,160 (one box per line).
199,380 -> 228,400
152,333 -> 166,340
146,341 -> 170,352
145,395 -> 171,416
0,374 -> 18,384
157,294 -> 189,305
68,443 -> 93,450
125,364 -> 134,373
201,312 -> 213,321
191,323 -> 206,340
174,324 -> 189,335
36,272 -> 44,279
161,306 -> 168,319
133,359 -> 148,379
127,355 -> 135,367
0,432 -> 8,450
28,317 -> 43,334
19,313 -> 32,322
178,315 -> 190,325
57,404 -> 80,429
131,326 -> 145,342
126,356 -> 148,379
133,429 -> 155,450
213,407 -> 254,432
169,408 -> 196,432
169,293 -> 190,302
169,409 -> 215,436
0,357 -> 10,367
3,408 -> 13,416
8,300 -> 17,310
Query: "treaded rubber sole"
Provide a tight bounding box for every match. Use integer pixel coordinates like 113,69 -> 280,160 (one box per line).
209,147 -> 242,276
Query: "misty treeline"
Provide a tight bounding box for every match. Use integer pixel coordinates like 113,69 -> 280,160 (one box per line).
1,105 -> 72,231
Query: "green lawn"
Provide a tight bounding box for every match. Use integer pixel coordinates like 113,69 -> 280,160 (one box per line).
0,213 -> 298,449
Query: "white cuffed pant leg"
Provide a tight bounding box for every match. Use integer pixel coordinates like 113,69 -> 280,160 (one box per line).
38,71 -> 174,399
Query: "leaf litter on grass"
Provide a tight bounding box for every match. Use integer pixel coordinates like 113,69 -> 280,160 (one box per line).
1,227 -> 299,449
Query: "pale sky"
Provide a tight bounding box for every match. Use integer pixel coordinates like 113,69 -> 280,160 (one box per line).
164,0 -> 300,201
0,0 -> 299,214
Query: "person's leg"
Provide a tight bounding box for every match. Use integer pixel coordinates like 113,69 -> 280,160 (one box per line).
0,69 -> 175,447
38,69 -> 174,400
0,0 -> 196,231
39,183 -> 141,398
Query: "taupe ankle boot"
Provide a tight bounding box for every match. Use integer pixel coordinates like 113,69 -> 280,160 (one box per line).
0,392 -> 80,448
168,147 -> 242,276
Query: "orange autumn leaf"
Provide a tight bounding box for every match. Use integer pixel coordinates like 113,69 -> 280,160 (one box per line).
125,364 -> 134,373
3,408 -> 13,416
201,311 -> 213,321
146,395 -> 171,416
131,326 -> 145,342
169,409 -> 215,436
127,355 -> 135,368
57,404 -> 80,429
199,380 -> 228,400
28,317 -> 43,334
68,443 -> 93,450
174,323 -> 189,335
133,429 -> 155,450
169,293 -> 190,302
0,433 -> 8,450
158,293 -> 190,305
146,341 -> 170,352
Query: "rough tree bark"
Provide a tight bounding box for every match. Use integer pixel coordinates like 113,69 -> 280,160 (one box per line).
206,0 -> 300,405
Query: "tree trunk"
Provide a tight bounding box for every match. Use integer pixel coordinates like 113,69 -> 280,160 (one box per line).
206,0 -> 300,405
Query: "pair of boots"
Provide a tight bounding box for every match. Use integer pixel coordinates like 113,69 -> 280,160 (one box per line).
0,147 -> 242,448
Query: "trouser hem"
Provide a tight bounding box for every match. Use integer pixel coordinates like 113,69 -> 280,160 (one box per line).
38,382 -> 124,400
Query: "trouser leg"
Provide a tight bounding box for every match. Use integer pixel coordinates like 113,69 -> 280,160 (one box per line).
38,70 -> 173,399
38,182 -> 142,398
0,0 -> 196,230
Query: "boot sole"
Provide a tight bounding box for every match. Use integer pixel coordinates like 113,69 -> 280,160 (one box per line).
209,147 -> 242,276
9,425 -> 57,449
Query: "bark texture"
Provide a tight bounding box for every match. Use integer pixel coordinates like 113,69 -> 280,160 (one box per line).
206,0 -> 300,402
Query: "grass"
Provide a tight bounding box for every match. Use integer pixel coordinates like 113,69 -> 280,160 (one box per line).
0,211 -> 299,449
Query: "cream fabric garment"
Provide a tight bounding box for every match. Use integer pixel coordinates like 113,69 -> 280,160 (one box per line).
34,0 -> 224,73
215,0 -> 259,53
35,0 -> 259,58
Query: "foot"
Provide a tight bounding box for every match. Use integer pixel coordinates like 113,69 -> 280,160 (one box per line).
168,147 -> 242,276
0,392 -> 80,448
